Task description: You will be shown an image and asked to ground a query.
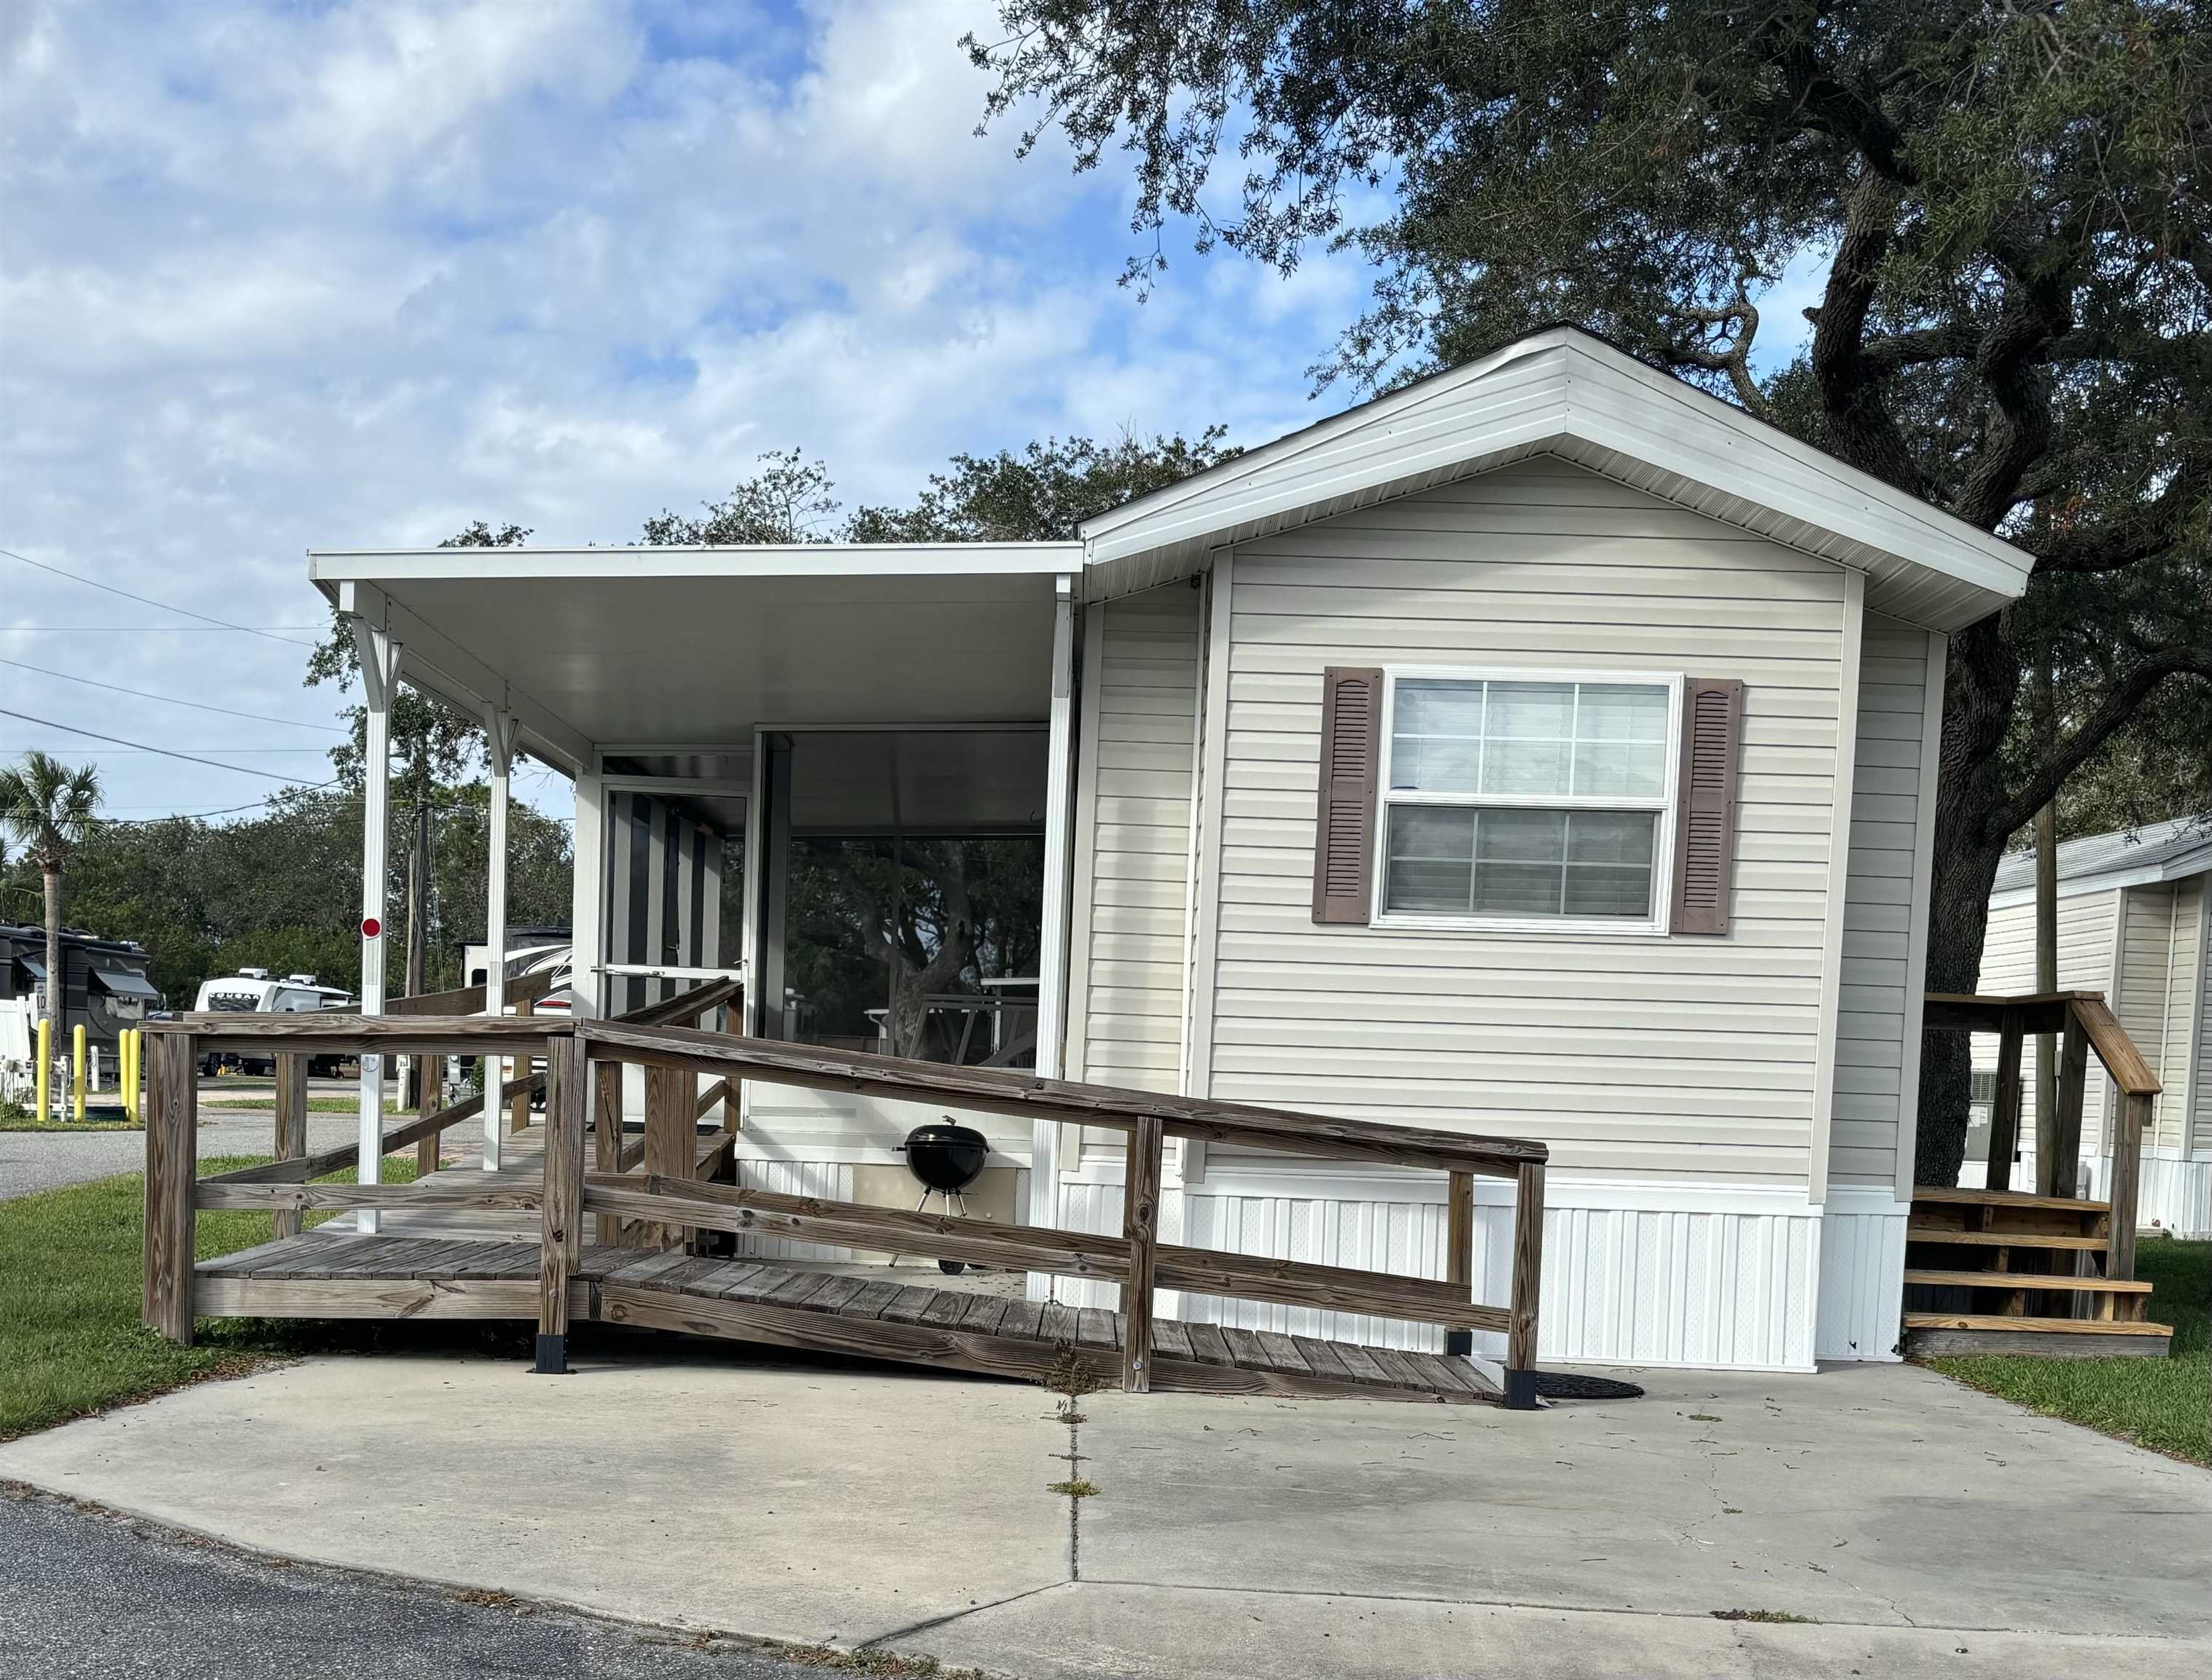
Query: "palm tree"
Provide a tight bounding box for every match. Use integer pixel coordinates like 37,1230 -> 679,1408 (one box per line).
0,752 -> 104,1030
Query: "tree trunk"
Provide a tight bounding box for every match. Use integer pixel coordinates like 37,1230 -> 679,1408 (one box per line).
1915,619 -> 2020,1188
42,866 -> 61,1030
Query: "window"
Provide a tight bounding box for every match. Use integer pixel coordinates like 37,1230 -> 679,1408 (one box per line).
1377,672 -> 1679,931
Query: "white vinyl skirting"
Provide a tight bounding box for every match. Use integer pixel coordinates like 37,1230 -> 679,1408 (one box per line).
719,1143 -> 1919,1373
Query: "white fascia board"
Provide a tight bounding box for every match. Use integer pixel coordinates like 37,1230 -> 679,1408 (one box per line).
1990,854 -> 2212,911
309,542 -> 1082,584
1078,325 -> 2033,619
332,580 -> 593,777
1081,330 -> 1570,548
1557,339 -> 2030,599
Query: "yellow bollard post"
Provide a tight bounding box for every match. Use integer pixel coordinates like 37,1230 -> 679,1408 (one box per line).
73,1023 -> 87,1123
35,1018 -> 51,1124
125,1030 -> 139,1123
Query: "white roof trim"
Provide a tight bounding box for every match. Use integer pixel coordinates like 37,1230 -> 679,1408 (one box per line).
310,543 -> 1080,585
1990,847 -> 2212,911
1078,327 -> 2034,632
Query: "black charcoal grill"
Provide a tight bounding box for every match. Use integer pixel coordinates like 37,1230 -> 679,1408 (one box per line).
897,1120 -> 989,1273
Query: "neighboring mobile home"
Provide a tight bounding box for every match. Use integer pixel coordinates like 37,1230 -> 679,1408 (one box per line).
1973,819 -> 2211,1237
311,327 -> 2036,1372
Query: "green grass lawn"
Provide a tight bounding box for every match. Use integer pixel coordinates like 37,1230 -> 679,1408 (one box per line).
0,1154 -> 522,1444
1929,1237 -> 2210,1465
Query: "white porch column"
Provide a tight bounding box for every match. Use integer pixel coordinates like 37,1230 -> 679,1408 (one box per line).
569,767 -> 606,1022
351,618 -> 402,1234
481,709 -> 518,1170
1029,575 -> 1078,1287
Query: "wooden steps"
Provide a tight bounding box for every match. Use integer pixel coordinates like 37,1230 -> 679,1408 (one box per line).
1909,1186 -> 2109,1214
1904,1312 -> 2169,1337
1902,1269 -> 2149,1294
193,1232 -> 1503,1405
1902,1184 -> 2171,1359
1904,1228 -> 2108,1251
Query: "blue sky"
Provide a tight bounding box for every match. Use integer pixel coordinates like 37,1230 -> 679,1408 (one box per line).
1,0 -> 1824,825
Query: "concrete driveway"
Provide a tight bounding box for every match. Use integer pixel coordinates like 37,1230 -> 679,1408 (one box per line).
0,1345 -> 2203,1679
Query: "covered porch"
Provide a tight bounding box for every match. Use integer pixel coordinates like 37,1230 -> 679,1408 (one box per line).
311,542 -> 1086,1233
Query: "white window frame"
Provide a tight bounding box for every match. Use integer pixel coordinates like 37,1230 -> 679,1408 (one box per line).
1371,666 -> 1685,938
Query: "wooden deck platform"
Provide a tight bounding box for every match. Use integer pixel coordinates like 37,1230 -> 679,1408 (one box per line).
196,1232 -> 1503,1404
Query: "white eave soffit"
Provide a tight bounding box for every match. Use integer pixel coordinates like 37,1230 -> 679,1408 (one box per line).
1076,327 -> 2035,634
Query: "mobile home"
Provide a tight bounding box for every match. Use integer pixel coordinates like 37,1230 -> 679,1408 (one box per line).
308,327 -> 2041,1371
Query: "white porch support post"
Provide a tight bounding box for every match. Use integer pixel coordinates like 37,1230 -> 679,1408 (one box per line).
1030,576 -> 1078,1296
351,613 -> 402,1234
481,708 -> 518,1170
569,766 -> 606,1022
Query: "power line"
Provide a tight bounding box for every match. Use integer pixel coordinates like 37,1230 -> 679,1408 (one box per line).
0,655 -> 347,731
0,626 -> 328,634
0,706 -> 336,785
2,745 -> 335,755
0,545 -> 322,650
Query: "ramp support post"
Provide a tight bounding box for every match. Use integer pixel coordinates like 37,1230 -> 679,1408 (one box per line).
535,1031 -> 587,1374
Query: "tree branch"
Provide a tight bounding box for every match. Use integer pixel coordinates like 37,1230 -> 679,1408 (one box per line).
2033,459 -> 2212,574
1989,644 -> 2212,839
1808,173 -> 1929,497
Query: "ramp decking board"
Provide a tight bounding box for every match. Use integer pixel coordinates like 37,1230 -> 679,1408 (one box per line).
195,1232 -> 1498,1404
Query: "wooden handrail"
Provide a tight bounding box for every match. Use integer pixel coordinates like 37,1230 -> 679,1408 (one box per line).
583,1174 -> 1133,1280
386,967 -> 563,1017
2064,995 -> 2160,1096
200,1072 -> 548,1186
579,1020 -> 1546,1178
144,1014 -> 557,1057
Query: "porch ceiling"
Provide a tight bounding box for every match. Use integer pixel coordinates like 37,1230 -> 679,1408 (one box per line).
311,554 -> 1067,771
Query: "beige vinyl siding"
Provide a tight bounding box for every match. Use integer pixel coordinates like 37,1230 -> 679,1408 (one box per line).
1829,615 -> 1929,1186
1204,460 -> 1849,1185
2115,886 -> 2176,1153
1975,890 -> 2118,1151
2195,881 -> 2212,1153
2160,878 -> 2201,1151
1069,584 -> 1201,1094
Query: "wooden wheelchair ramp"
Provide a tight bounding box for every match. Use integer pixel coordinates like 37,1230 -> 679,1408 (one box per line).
145,994 -> 1549,1410
197,1232 -> 1501,1404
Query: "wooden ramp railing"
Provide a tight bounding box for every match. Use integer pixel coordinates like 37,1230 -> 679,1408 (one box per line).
141,981 -> 1549,1408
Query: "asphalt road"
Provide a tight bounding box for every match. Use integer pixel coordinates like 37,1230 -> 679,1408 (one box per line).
0,1487 -> 914,1680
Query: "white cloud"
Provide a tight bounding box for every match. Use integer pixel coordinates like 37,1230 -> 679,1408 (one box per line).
0,0 -> 1371,818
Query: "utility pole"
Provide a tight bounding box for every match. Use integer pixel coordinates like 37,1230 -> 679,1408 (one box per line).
403,796 -> 431,1109
2031,658 -> 2059,1192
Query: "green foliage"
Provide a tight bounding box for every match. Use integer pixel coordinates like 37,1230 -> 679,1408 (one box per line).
657,430 -> 1241,549
0,783 -> 572,1004
0,1154 -> 457,1443
846,429 -> 1239,541
1931,1238 -> 2210,1465
0,750 -> 103,871
644,450 -> 843,545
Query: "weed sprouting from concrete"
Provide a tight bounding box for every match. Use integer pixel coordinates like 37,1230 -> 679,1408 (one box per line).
1046,1479 -> 1100,1498
1710,1609 -> 1816,1624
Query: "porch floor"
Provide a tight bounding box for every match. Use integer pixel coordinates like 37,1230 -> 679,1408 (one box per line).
194,1229 -> 1500,1404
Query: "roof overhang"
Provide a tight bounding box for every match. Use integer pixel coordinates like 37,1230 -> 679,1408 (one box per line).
1079,327 -> 2033,634
311,546 -> 1079,777
1990,835 -> 2212,909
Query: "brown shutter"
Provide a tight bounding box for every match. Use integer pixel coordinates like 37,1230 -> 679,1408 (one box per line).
1312,666 -> 1384,924
1671,677 -> 1745,936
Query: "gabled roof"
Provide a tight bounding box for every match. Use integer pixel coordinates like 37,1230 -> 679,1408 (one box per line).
1079,325 -> 2034,632
1991,815 -> 2212,904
